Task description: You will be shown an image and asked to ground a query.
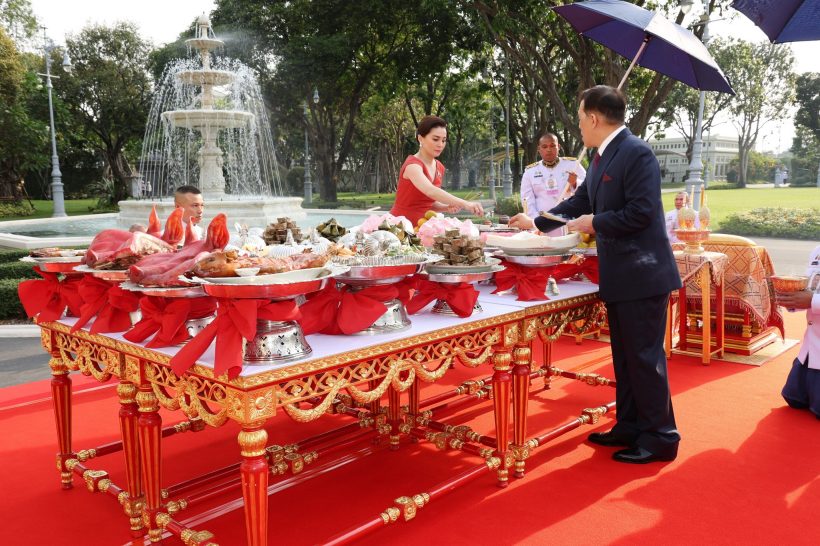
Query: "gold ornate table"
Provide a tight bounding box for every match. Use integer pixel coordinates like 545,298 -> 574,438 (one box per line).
667,250 -> 728,364
38,280 -> 609,545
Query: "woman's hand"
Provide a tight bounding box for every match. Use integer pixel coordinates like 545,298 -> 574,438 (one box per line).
775,289 -> 812,310
463,200 -> 484,216
445,203 -> 461,214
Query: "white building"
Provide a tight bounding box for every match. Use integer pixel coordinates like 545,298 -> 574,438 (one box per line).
650,135 -> 738,184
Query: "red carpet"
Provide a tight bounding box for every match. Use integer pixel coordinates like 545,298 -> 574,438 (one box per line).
1,311 -> 817,546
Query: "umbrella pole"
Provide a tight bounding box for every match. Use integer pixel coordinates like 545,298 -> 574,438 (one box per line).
617,35 -> 651,90
571,36 -> 652,173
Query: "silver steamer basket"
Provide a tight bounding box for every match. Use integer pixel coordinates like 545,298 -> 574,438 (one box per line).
332,255 -> 439,335
420,265 -> 505,315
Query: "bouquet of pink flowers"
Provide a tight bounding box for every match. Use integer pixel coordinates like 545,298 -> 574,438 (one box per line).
417,214 -> 479,247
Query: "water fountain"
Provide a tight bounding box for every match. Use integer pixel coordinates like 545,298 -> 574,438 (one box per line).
118,14 -> 304,228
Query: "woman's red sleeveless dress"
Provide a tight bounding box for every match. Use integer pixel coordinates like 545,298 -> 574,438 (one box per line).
390,155 -> 445,226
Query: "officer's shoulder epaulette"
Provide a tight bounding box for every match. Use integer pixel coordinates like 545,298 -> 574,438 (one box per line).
560,156 -> 576,161
525,161 -> 540,170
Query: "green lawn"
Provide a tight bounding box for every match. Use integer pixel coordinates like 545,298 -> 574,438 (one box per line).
659,186 -> 819,230
1,199 -> 107,221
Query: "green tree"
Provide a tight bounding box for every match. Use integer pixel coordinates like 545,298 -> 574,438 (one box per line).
58,22 -> 152,202
0,0 -> 37,43
722,39 -> 795,187
791,73 -> 820,186
0,27 -> 48,201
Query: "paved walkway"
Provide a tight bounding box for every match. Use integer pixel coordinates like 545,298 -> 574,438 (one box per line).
1,236 -> 815,388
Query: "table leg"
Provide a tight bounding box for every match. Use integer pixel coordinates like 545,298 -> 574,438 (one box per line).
678,286 -> 688,351
541,339 -> 553,390
137,386 -> 163,543
701,267 -> 711,365
665,299 -> 673,358
408,380 -> 420,441
118,381 -> 144,536
716,278 -> 725,358
388,385 -> 401,450
49,355 -> 74,490
491,349 -> 512,488
238,425 -> 269,546
511,343 -> 531,478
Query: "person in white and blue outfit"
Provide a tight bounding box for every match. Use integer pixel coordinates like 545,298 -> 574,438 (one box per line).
777,244 -> 820,419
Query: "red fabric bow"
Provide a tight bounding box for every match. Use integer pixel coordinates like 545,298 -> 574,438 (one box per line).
406,279 -> 478,317
170,298 -> 301,379
124,296 -> 216,348
18,267 -> 84,322
70,276 -> 141,333
549,256 -> 599,284
492,262 -> 551,301
300,283 -> 404,335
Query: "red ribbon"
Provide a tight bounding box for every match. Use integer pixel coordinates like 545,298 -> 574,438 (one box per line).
170,298 -> 301,379
70,276 -> 141,333
124,296 -> 216,348
18,267 -> 84,322
300,283 -> 405,335
406,279 -> 478,317
550,256 -> 600,284
492,262 -> 551,301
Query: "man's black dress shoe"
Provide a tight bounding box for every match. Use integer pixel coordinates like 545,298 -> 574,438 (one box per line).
588,431 -> 634,448
612,446 -> 676,464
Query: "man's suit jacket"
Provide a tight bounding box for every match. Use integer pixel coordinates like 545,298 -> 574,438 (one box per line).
549,128 -> 682,303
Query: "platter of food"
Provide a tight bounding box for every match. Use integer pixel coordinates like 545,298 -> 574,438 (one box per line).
493,251 -> 570,266
186,265 -> 347,300
20,255 -> 85,273
74,264 -> 129,281
425,256 -> 501,275
485,231 -> 579,254
188,266 -> 330,285
422,264 -> 505,284
119,281 -> 206,298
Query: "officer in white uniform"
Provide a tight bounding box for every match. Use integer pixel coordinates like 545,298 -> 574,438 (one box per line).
777,244 -> 820,419
520,133 -> 586,235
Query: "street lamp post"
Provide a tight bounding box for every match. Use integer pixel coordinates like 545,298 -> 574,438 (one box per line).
488,109 -> 496,201
303,88 -> 319,204
501,60 -> 513,197
683,4 -> 710,212
39,27 -> 71,217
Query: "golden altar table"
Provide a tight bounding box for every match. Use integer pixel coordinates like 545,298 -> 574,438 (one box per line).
38,281 -> 610,545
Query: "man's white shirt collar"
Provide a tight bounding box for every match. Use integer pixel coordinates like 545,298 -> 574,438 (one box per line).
597,125 -> 627,157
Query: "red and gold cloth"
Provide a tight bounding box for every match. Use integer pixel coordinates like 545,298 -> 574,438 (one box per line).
18,267 -> 83,322
70,276 -> 140,334
170,298 -> 301,379
124,296 -> 216,348
549,256 -> 600,284
492,262 -> 551,301
406,279 -> 478,317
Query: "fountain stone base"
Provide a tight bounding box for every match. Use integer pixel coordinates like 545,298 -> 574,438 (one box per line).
117,196 -> 306,230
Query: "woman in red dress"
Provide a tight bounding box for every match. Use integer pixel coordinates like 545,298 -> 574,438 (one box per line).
390,115 -> 484,226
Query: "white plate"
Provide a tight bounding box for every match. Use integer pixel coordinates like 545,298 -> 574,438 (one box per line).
25,255 -> 84,263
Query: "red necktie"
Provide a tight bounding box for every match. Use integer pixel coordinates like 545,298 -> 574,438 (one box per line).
593,152 -> 601,168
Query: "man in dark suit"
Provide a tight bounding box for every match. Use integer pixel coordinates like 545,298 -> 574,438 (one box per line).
510,85 -> 682,464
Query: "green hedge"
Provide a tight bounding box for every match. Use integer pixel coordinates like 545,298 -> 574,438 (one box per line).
0,261 -> 40,281
0,249 -> 29,264
721,207 -> 820,240
0,278 -> 27,320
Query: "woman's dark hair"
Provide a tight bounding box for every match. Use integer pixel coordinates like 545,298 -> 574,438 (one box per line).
580,85 -> 626,124
417,115 -> 447,137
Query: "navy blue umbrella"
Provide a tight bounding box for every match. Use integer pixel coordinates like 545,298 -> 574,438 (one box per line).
732,0 -> 820,43
553,0 -> 734,94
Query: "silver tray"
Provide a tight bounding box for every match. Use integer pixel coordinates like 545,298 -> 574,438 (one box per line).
424,257 -> 501,275
496,247 -> 572,256
74,264 -> 129,281
333,256 -> 438,284
20,256 -> 83,274
120,281 -> 206,298
422,264 -> 505,284
494,252 -> 570,266
476,225 -> 520,233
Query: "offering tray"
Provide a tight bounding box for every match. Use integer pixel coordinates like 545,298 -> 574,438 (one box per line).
186,265 -> 349,301
74,264 -> 129,281
497,247 -> 571,257
333,254 -> 439,286
120,281 -> 206,299
425,257 -> 501,275
494,251 -> 570,266
477,224 -> 520,233
20,256 -> 84,274
421,265 -> 505,315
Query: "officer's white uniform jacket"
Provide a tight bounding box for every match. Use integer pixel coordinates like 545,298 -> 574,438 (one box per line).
520,158 -> 586,221
798,244 -> 820,370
